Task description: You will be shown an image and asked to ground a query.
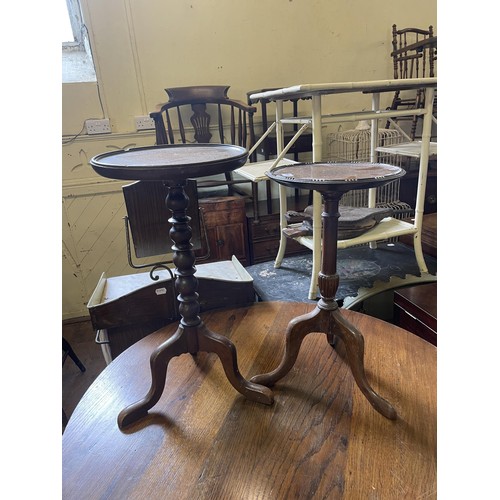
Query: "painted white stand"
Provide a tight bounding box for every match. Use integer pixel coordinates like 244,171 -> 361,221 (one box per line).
249,78 -> 437,300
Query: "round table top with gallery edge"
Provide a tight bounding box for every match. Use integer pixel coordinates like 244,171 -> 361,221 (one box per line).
89,143 -> 249,181
265,161 -> 405,193
62,301 -> 436,499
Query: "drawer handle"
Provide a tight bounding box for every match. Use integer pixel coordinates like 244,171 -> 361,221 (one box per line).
95,329 -> 110,345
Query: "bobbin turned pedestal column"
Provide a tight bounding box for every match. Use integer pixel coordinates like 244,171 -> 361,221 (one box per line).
90,144 -> 273,430
251,162 -> 406,419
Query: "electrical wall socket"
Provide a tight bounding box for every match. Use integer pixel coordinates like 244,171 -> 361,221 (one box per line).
85,119 -> 111,135
135,116 -> 156,130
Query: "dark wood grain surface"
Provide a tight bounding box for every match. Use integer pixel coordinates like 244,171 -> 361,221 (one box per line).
62,301 -> 436,499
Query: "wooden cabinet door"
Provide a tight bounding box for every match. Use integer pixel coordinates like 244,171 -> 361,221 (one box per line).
206,223 -> 247,263
195,196 -> 249,265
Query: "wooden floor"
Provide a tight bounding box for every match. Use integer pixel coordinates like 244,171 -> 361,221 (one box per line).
62,318 -> 106,432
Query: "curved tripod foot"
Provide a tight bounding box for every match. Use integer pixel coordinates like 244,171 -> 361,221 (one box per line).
251,307 -> 324,387
118,404 -> 149,429
197,324 -> 274,405
366,394 -> 397,420
332,309 -> 397,420
117,327 -> 187,430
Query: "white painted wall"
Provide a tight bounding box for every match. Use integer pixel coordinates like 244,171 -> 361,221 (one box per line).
62,0 -> 437,318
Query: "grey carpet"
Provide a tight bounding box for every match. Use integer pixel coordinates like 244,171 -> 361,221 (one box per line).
245,242 -> 437,304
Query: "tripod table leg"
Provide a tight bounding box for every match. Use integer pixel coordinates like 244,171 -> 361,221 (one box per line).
197,324 -> 273,405
250,306 -> 327,387
331,308 -> 397,420
117,326 -> 188,429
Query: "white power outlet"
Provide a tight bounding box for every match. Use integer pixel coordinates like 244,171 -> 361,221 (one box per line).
85,119 -> 111,135
135,116 -> 156,131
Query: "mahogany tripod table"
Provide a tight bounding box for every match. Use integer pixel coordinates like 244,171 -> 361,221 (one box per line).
90,143 -> 273,429
252,162 -> 406,419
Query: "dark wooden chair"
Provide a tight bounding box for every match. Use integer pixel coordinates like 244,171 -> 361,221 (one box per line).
386,25 -> 437,141
150,85 -> 257,199
246,88 -> 313,205
62,338 -> 86,373
62,337 -> 86,429
246,88 -> 313,162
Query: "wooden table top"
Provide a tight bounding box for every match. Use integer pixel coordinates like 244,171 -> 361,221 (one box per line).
62,301 -> 436,499
89,143 -> 248,181
266,162 -> 405,192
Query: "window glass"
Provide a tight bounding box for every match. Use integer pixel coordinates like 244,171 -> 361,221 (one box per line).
62,0 -> 74,43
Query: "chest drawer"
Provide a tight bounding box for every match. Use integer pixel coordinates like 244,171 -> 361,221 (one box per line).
249,214 -> 282,240
393,282 -> 437,346
251,237 -> 307,264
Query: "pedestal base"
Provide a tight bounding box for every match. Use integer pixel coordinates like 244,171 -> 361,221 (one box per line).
257,162 -> 405,420
251,301 -> 397,420
118,321 -> 274,429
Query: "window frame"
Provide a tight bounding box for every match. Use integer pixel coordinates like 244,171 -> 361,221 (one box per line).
63,0 -> 86,52
62,0 -> 97,82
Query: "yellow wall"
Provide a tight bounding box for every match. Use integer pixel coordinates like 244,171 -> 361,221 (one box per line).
63,0 -> 437,135
62,0 -> 437,319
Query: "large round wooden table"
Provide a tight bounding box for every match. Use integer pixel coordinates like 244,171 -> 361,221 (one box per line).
62,301 -> 436,499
